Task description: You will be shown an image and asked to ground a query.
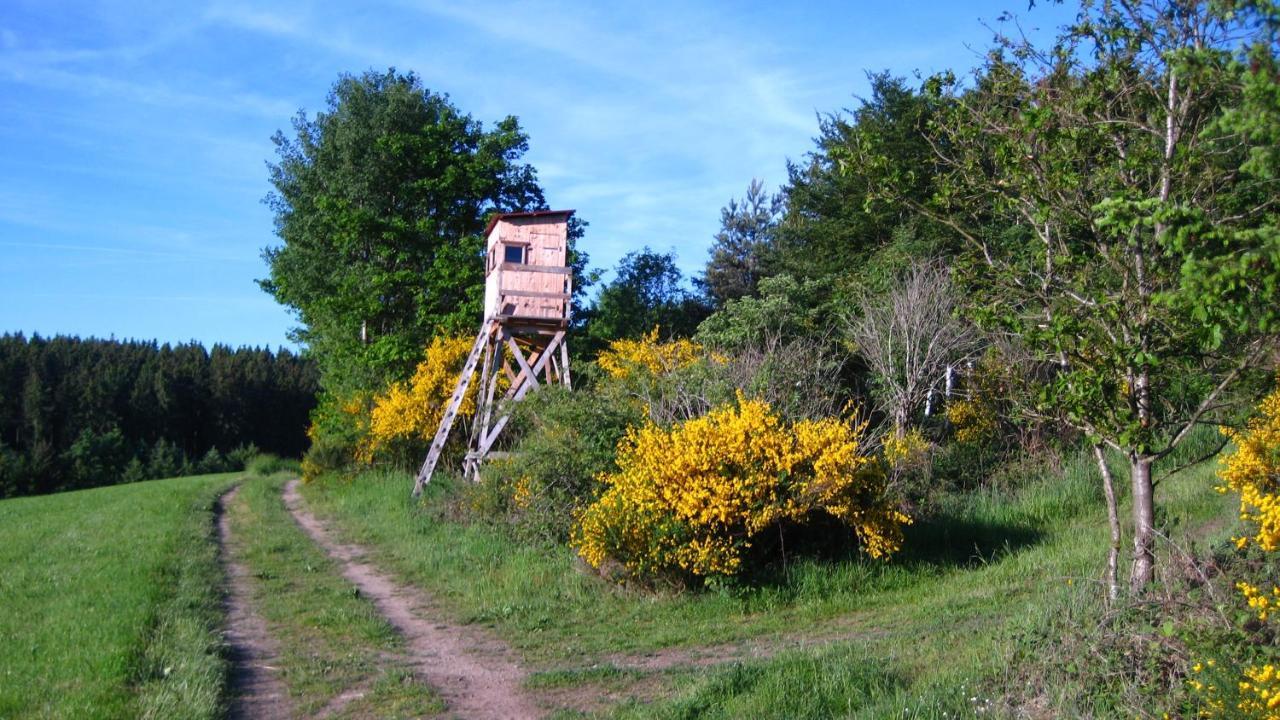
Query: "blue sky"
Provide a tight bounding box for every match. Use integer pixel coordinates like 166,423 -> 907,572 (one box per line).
0,1 -> 1077,349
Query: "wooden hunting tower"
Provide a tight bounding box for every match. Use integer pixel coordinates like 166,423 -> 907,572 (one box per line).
412,210 -> 574,496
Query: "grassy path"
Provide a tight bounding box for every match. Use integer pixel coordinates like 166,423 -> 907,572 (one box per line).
217,486 -> 291,719
223,474 -> 444,718
0,473 -> 239,720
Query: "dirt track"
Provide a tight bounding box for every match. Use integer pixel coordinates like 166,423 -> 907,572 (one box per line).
217,486 -> 292,720
281,478 -> 539,720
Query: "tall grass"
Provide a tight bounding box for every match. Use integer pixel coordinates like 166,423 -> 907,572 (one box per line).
0,472 -> 239,719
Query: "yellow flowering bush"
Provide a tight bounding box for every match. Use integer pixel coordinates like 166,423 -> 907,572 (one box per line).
359,335 -> 477,462
572,395 -> 910,580
596,327 -> 704,380
1218,383 -> 1280,552
1190,379 -> 1280,719
883,428 -> 930,468
945,398 -> 999,444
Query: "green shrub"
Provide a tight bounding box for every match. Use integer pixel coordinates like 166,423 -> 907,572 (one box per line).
121,457 -> 148,484
63,426 -> 131,490
301,438 -> 353,482
480,385 -> 641,542
245,453 -> 301,477
146,439 -> 187,480
226,443 -> 260,470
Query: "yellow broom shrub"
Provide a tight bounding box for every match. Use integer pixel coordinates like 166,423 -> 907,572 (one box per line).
1219,381 -> 1280,553
359,335 -> 477,462
1191,378 -> 1280,719
572,395 -> 910,579
596,327 -> 704,380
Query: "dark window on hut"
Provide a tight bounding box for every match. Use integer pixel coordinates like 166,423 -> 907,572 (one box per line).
503,244 -> 526,264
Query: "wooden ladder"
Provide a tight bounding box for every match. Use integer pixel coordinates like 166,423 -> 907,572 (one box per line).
411,317 -> 493,497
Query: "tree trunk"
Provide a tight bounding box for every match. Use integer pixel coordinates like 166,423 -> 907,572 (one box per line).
1093,443 -> 1121,602
893,407 -> 908,436
1129,453 -> 1156,593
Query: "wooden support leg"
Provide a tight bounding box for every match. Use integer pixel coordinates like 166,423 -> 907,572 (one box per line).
474,331 -> 565,462
469,339 -> 494,446
559,338 -> 572,389
506,336 -> 540,389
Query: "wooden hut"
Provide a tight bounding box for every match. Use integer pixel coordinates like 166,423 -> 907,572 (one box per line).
483,210 -> 573,324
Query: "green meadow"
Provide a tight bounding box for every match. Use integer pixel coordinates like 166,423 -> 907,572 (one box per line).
0,473 -> 238,720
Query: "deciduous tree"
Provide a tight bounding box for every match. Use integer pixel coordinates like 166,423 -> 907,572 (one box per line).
910,0 -> 1280,595
261,69 -> 548,393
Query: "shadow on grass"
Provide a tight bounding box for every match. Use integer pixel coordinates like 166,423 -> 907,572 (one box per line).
737,511 -> 1045,588
896,511 -> 1043,568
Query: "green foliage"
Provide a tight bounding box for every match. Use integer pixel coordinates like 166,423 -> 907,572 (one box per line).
145,439 -> 187,481
225,442 -> 261,470
695,274 -> 830,351
64,426 -> 130,490
301,435 -> 355,483
895,0 -> 1280,590
244,452 -> 301,477
918,1 -> 1280,457
582,248 -> 710,355
700,179 -> 785,306
773,72 -> 951,291
479,384 -> 642,542
261,69 -> 550,395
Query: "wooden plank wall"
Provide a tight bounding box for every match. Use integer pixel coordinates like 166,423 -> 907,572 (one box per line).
484,216 -> 569,321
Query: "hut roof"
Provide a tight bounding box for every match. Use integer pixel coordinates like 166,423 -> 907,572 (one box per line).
483,209 -> 575,238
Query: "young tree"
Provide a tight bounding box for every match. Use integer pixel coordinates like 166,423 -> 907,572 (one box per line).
261,69 -> 548,393
906,0 -> 1280,595
582,249 -> 709,354
844,259 -> 977,434
700,179 -> 784,305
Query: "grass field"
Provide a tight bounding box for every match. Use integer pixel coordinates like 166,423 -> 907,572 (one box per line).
0,473 -> 239,720
299,434 -> 1237,717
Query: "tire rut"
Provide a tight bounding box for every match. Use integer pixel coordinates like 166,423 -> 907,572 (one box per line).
217,486 -> 292,720
281,478 -> 539,720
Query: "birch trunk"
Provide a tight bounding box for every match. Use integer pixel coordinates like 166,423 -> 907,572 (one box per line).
1129,453 -> 1156,592
1093,443 -> 1122,601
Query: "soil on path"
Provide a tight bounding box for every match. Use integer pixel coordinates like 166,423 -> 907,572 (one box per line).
282,479 -> 540,720
217,486 -> 292,720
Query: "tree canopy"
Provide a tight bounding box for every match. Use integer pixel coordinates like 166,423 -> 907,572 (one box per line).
262,69 -> 549,393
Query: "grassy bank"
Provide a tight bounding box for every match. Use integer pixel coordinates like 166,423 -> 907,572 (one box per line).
226,474 -> 443,717
0,472 -> 239,720
299,439 -> 1236,716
